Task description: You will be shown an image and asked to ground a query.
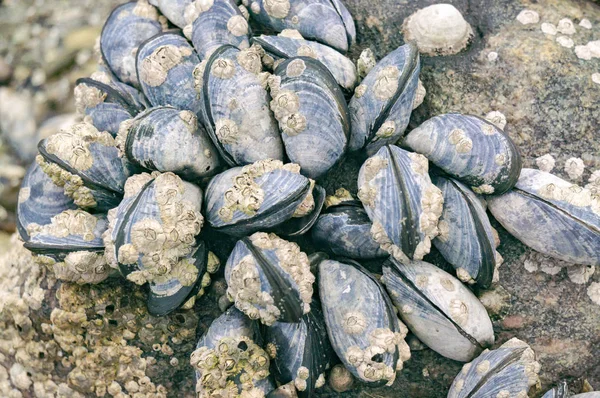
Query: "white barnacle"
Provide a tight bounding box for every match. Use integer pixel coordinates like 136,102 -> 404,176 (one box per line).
278,29 -> 303,39
481,121 -> 497,135
179,110 -> 198,131
448,128 -> 466,144
369,328 -> 398,353
118,244 -> 139,265
440,278 -> 455,291
139,45 -> 190,87
270,89 -> 300,120
375,120 -> 396,139
495,153 -> 506,166
237,45 -> 263,74
211,58 -> 236,79
472,184 -> 494,194
192,60 -> 207,93
250,1 -> 260,14
516,9 -> 539,25
264,0 -> 290,19
564,157 -> 585,180
74,82 -> 107,114
227,15 -> 249,37
342,311 -> 367,335
297,45 -> 317,58
354,84 -> 367,98
449,299 -> 469,326
373,66 -> 400,101
408,151 -> 429,175
215,119 -> 239,144
536,153 -> 555,172
280,113 -> 307,136
541,22 -> 557,35
357,48 -> 377,79
130,218 -> 167,254
437,220 -> 450,242
568,265 -> 595,285
579,18 -> 592,29
412,79 -> 426,109
286,58 -> 306,77
345,346 -> 364,366
556,36 -> 574,48
476,360 -> 490,374
456,267 -> 475,284
593,73 -> 600,85
455,137 -> 473,153
557,18 -> 576,35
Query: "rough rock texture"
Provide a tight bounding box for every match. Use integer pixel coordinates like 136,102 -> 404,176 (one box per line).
0,0 -> 599,397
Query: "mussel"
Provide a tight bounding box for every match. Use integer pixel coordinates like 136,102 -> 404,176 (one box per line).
103,172 -> 208,316
269,56 -> 349,179
136,32 -> 203,114
205,159 -> 324,237
148,0 -> 193,28
319,259 -> 411,386
263,304 -> 335,396
253,33 -> 357,91
36,122 -> 128,212
184,0 -> 251,60
195,45 -> 284,166
488,168 -> 600,266
403,113 -> 522,195
348,42 -> 420,155
224,232 -> 314,325
357,145 -> 443,262
382,257 -> 495,362
432,175 -> 501,288
311,188 -> 387,259
191,307 -> 275,397
117,106 -> 221,180
248,0 -> 356,53
100,1 -> 164,87
447,338 -> 541,398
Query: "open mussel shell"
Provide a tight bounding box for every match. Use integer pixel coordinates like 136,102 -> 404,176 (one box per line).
403,113 -> 522,195
150,0 -> 192,28
542,381 -> 569,398
103,172 -> 205,316
357,145 -> 443,262
254,34 -> 357,91
198,45 -> 284,166
447,338 -> 541,398
118,106 -> 221,180
248,0 -> 356,53
319,259 -> 411,386
74,78 -> 143,137
263,303 -> 335,397
272,184 -> 325,237
100,1 -> 164,87
205,159 -> 323,237
184,0 -> 251,60
224,232 -> 314,325
432,175 -> 499,288
382,257 -> 494,362
488,168 -> 600,266
136,32 -> 203,114
311,193 -> 387,260
348,42 -> 420,155
36,122 -> 128,212
192,307 -> 275,397
270,57 -> 349,179
17,161 -> 77,243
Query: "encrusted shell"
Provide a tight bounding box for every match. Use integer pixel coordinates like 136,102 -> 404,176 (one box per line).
263,304 -> 335,397
224,232 -> 314,325
447,338 -> 541,398
348,42 -> 420,155
191,307 -> 275,397
100,1 -> 163,87
184,0 -> 251,60
311,192 -> 387,260
254,34 -> 357,91
103,172 -> 206,316
382,258 -> 495,362
319,259 -> 411,386
36,122 -> 128,212
488,168 -> 600,266
117,106 -> 221,180
136,32 -> 203,114
204,159 -> 323,236
250,0 -> 356,53
357,145 -> 443,262
404,113 -> 522,195
199,45 -> 284,166
433,175 -> 499,288
151,0 -> 193,28
270,57 -> 349,179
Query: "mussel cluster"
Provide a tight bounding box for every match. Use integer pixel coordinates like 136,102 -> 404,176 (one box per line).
15,0 -> 600,396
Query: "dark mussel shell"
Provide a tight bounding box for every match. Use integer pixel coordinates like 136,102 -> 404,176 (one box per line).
36,122 -> 128,212
224,232 -> 314,325
357,145 -> 443,262
136,32 -> 203,114
197,45 -> 284,166
117,106 -> 221,180
248,0 -> 356,53
432,175 -> 501,288
447,338 -> 541,398
319,259 -> 411,386
488,168 -> 600,266
205,159 -> 324,237
184,0 -> 251,60
382,257 -> 494,362
269,56 -> 349,179
100,1 -> 164,87
311,189 -> 387,259
191,307 -> 276,396
403,113 -> 522,195
348,42 -> 420,155
263,303 -> 336,396
103,172 -> 206,316
254,34 -> 357,91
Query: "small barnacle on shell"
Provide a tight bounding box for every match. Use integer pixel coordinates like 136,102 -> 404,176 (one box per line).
484,110 -> 507,130
264,0 -> 291,19
357,48 -> 377,79
536,153 -> 556,172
